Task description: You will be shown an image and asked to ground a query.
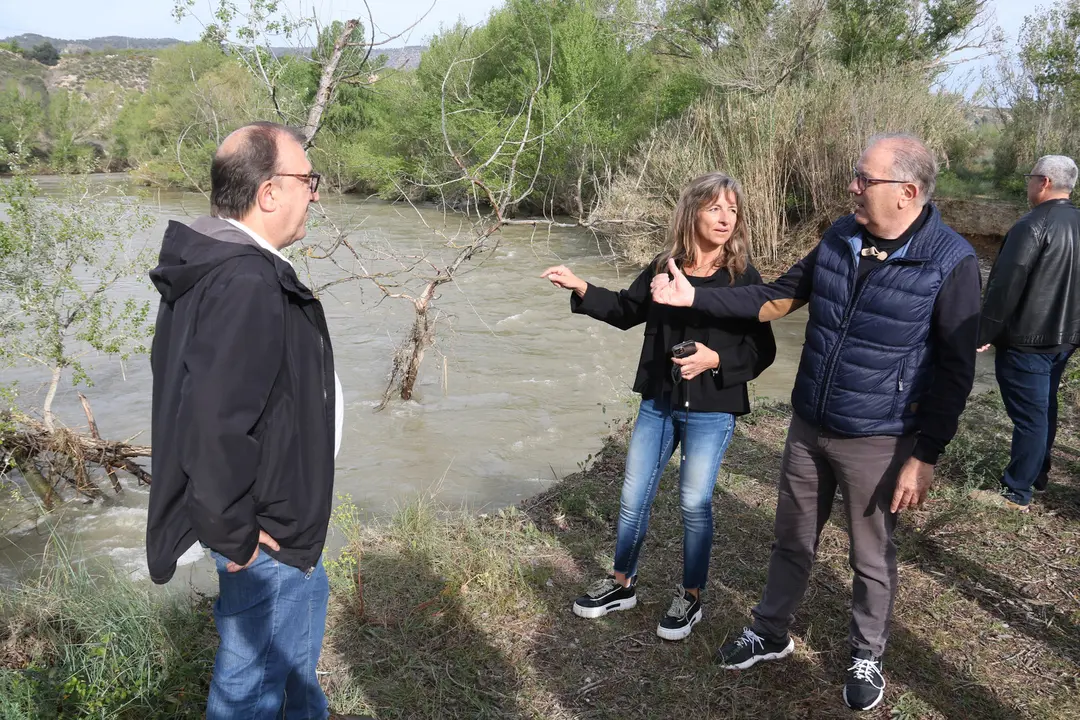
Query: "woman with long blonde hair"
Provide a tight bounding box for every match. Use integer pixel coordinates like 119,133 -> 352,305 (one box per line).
542,171 -> 776,640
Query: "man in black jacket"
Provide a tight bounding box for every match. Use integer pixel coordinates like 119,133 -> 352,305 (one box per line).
146,122 -> 352,719
977,154 -> 1080,510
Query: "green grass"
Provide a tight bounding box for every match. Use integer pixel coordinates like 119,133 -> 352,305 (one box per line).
3,382 -> 1080,718
935,169 -> 1025,204
0,535 -> 215,718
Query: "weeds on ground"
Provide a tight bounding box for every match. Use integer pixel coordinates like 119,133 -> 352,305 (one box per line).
0,535 -> 215,719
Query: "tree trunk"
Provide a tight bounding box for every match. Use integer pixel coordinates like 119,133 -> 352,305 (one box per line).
79,393 -> 121,494
42,366 -> 62,432
400,307 -> 433,402
13,451 -> 52,511
301,19 -> 359,147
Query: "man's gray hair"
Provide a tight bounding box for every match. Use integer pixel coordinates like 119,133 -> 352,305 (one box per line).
1031,154 -> 1078,192
867,133 -> 938,206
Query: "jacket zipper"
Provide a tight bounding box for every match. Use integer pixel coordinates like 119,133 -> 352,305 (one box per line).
310,302 -> 332,435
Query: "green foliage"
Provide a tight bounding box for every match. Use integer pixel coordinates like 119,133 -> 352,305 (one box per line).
0,538 -> 214,718
829,0 -> 986,71
647,0 -> 987,76
8,0 -> 992,227
937,390 -> 1013,492
116,41 -> 266,187
45,91 -> 98,170
993,0 -> 1080,183
652,0 -> 780,59
598,5 -> 972,266
25,42 -> 60,67
0,156 -> 156,389
391,0 -> 658,212
0,50 -> 140,172
0,84 -> 46,162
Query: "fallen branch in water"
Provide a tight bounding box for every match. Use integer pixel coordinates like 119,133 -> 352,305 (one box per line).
1,402 -> 152,509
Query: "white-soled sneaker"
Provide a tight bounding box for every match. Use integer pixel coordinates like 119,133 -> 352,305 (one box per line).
572,575 -> 637,618
715,627 -> 795,669
656,585 -> 702,640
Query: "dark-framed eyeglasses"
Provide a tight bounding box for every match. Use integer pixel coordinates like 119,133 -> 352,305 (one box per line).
1023,173 -> 1048,182
275,172 -> 321,194
851,166 -> 911,193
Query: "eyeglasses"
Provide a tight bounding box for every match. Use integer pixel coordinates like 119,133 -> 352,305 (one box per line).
851,166 -> 910,193
1023,173 -> 1048,182
275,172 -> 321,194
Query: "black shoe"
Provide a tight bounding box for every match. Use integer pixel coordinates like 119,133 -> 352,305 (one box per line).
715,627 -> 795,669
572,575 -> 637,618
656,585 -> 703,641
1035,472 -> 1049,492
843,649 -> 886,711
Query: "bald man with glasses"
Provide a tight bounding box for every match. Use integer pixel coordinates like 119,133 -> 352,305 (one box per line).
147,122 -> 364,719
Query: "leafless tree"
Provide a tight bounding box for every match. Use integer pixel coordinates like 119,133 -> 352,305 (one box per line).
173,0 -> 434,147
289,41 -> 599,405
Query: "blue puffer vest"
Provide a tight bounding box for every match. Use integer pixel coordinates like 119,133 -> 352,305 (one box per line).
790,205 -> 975,436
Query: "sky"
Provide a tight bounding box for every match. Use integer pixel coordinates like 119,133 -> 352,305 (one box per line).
0,0 -> 499,47
0,0 -> 1048,84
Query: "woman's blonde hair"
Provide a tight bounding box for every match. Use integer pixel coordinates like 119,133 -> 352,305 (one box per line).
656,171 -> 749,284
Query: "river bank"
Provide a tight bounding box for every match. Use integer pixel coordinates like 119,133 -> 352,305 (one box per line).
3,378 -> 1079,719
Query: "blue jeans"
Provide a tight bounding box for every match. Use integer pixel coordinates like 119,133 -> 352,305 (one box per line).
996,347 -> 1074,506
613,397 -> 736,590
206,550 -> 330,720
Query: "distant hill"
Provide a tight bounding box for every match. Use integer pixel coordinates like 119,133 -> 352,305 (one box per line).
2,34 -> 181,53
378,46 -> 424,71
1,34 -> 423,97
3,33 -> 425,70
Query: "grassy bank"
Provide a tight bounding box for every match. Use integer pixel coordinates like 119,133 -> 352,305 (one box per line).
3,386 -> 1080,718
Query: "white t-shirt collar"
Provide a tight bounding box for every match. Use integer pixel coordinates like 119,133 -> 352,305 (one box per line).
224,218 -> 292,267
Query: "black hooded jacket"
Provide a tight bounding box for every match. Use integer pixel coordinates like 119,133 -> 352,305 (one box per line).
146,217 -> 336,584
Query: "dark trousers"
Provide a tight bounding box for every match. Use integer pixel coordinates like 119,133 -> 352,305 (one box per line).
996,347 -> 1074,506
751,414 -> 915,657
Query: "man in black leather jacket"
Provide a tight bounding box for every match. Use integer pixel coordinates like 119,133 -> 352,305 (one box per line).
978,154 -> 1080,509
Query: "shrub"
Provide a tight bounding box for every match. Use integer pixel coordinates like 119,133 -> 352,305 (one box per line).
595,65 -> 969,268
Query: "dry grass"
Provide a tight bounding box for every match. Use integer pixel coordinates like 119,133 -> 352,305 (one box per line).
594,66 -> 970,269
320,389 -> 1080,719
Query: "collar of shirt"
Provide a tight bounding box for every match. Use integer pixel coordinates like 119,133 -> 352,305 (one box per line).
224,218 -> 293,267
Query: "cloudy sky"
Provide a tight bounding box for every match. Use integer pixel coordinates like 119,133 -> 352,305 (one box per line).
0,0 -> 1048,88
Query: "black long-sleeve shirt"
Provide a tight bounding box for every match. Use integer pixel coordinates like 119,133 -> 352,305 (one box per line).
687,228 -> 980,464
571,262 -> 776,415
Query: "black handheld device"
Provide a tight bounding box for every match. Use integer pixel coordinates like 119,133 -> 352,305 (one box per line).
671,340 -> 697,359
